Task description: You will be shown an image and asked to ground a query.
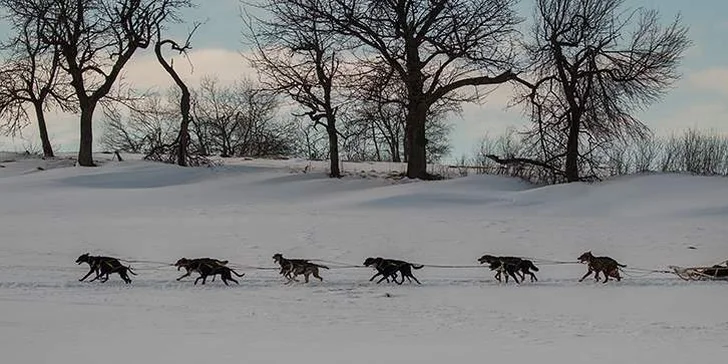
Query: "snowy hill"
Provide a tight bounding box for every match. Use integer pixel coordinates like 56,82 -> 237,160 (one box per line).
0,155 -> 727,363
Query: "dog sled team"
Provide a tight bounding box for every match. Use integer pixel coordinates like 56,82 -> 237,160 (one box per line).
75,251 -> 728,286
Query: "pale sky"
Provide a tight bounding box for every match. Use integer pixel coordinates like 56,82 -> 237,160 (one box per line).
0,0 -> 725,161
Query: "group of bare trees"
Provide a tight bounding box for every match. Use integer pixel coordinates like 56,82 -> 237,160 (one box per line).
0,0 -> 691,183
0,0 -> 194,164
470,127 -> 728,183
507,0 -> 690,182
246,0 -> 522,178
245,0 -> 689,181
101,77 -> 292,161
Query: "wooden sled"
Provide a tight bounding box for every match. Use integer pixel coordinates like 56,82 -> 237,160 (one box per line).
669,264 -> 728,281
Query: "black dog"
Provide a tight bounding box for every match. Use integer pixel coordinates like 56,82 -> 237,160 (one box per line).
174,258 -> 244,285
76,253 -> 136,284
363,257 -> 424,285
174,258 -> 229,282
478,255 -> 539,283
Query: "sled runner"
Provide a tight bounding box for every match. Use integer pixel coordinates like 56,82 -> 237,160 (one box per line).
669,262 -> 728,281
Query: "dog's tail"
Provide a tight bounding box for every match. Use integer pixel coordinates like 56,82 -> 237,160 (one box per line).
315,264 -> 330,270
411,264 -> 424,270
127,266 -> 137,275
231,269 -> 245,277
617,263 -> 627,268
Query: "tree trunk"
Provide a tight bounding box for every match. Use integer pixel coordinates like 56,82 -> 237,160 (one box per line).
391,134 -> 401,163
33,102 -> 54,158
176,89 -> 191,167
155,39 -> 192,167
327,125 -> 341,178
77,102 -> 96,166
564,114 -> 580,182
405,102 -> 428,179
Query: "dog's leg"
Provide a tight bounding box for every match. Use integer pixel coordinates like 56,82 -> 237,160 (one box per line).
410,274 -> 421,285
90,270 -> 106,282
613,269 -> 622,282
494,265 -> 504,282
517,268 -> 526,281
121,271 -> 131,284
394,273 -> 404,284
79,267 -> 95,282
509,270 -> 520,284
176,271 -> 192,281
370,271 -> 383,282
579,269 -> 593,282
313,271 -> 323,282
224,270 -> 240,285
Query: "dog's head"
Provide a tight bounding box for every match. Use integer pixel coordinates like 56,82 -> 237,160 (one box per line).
577,251 -> 594,263
174,258 -> 191,270
272,253 -> 283,263
478,254 -> 497,265
76,253 -> 90,265
363,257 -> 382,267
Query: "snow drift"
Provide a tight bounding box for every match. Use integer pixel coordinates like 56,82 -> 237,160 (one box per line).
0,156 -> 726,364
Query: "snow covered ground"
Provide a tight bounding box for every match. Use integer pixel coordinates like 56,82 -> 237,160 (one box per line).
1,153 -> 727,363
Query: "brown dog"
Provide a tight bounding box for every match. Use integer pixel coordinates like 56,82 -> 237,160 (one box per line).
272,253 -> 328,283
577,251 -> 626,283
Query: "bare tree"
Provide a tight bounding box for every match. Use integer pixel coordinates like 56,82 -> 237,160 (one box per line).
102,78 -> 292,160
2,0 -> 193,166
344,63 -> 455,164
100,92 -> 179,153
281,0 -> 520,178
0,10 -> 74,157
291,116 -> 328,160
192,76 -> 283,158
245,1 -> 346,177
154,24 -> 200,167
512,0 -> 690,182
345,104 -> 453,163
